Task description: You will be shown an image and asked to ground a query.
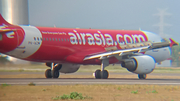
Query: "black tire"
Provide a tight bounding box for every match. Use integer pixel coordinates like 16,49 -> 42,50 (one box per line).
138,74 -> 146,79
101,70 -> 109,79
95,69 -> 101,79
51,69 -> 59,78
45,69 -> 52,78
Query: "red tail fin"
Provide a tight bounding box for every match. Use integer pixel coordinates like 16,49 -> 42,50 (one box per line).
0,14 -> 11,26
169,38 -> 178,47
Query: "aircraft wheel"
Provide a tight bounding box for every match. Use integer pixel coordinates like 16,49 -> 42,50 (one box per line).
45,69 -> 52,78
138,74 -> 146,79
95,69 -> 101,79
51,69 -> 60,78
101,70 -> 109,79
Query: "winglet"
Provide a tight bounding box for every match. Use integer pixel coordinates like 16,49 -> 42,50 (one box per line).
169,38 -> 178,47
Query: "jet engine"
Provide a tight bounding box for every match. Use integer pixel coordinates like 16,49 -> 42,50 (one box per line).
121,55 -> 155,74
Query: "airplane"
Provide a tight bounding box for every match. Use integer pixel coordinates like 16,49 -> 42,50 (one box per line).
0,14 -> 178,79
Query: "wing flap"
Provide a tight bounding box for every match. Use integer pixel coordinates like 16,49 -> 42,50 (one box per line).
83,46 -> 149,60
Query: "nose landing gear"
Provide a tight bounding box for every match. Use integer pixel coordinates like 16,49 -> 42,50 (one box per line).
45,69 -> 52,78
45,63 -> 61,78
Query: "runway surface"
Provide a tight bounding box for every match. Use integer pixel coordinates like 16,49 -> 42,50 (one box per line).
1,78 -> 180,85
1,72 -> 180,85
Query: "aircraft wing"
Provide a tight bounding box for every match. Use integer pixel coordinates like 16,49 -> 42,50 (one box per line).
83,38 -> 178,61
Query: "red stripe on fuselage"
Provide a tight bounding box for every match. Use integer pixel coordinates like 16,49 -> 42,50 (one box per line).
26,27 -> 147,64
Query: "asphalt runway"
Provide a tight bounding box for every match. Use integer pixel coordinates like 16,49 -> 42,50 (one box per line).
1,78 -> 180,85
1,72 -> 180,85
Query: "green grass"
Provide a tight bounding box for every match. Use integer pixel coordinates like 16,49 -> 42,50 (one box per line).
51,92 -> 93,100
1,83 -> 11,87
1,84 -> 179,101
131,90 -> 138,94
28,82 -> 36,86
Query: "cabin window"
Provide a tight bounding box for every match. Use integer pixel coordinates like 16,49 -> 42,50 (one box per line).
49,38 -> 51,41
61,38 -> 63,41
67,39 -> 69,42
44,38 -> 46,41
52,38 -> 54,41
34,37 -> 36,41
46,38 -> 48,41
55,38 -> 57,41
37,37 -> 39,41
64,39 -> 66,41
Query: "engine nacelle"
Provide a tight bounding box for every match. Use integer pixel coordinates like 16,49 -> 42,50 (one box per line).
59,63 -> 80,73
46,62 -> 80,73
121,55 -> 155,74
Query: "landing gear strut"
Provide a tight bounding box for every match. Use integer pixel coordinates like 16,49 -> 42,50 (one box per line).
94,58 -> 109,79
45,63 -> 61,78
138,74 -> 147,79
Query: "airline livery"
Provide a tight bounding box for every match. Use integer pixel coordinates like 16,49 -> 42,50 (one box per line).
0,14 -> 178,79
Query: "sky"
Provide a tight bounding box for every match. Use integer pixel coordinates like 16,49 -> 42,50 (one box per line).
2,0 -> 180,42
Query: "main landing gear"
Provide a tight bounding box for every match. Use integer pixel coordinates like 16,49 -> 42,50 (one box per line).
94,58 -> 109,79
93,57 -> 148,79
45,63 -> 62,78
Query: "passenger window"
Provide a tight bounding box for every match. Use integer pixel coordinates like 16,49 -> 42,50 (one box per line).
49,38 -> 51,41
59,38 -> 60,41
37,37 -> 39,41
44,38 -> 46,41
46,38 -> 48,41
52,38 -> 54,41
55,38 -> 57,41
67,39 -> 69,42
61,38 -> 63,41
65,39 -> 66,41
34,37 -> 36,41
